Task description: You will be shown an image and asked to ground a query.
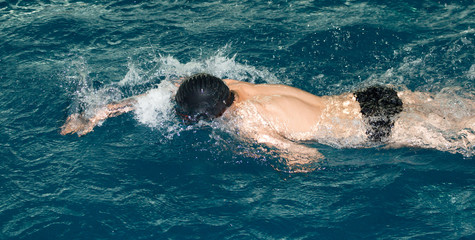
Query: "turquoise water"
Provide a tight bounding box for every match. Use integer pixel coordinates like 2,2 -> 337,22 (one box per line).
1,0 -> 474,239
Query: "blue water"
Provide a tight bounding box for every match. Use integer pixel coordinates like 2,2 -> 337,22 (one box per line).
1,0 -> 474,239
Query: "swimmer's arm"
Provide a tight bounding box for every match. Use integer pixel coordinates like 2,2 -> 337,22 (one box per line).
88,97 -> 138,123
103,97 -> 138,117
61,97 -> 139,136
254,133 -> 324,172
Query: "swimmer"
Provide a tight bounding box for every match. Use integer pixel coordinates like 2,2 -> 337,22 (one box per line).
61,73 -> 475,164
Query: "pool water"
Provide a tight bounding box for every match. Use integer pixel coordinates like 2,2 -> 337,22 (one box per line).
1,0 -> 474,239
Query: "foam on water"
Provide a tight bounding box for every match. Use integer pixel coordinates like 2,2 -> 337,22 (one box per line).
133,81 -> 178,139
135,46 -> 283,85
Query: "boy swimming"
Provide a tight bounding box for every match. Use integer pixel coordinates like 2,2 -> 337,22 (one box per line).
61,73 -> 475,162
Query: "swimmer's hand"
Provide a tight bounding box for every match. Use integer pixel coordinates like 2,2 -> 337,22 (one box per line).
279,144 -> 324,173
60,113 -> 97,136
255,134 -> 324,173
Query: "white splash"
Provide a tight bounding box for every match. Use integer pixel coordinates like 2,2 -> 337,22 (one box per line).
149,48 -> 282,84
133,80 -> 177,129
118,62 -> 144,86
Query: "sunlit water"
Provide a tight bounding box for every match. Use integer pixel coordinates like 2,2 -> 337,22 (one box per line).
1,0 -> 474,239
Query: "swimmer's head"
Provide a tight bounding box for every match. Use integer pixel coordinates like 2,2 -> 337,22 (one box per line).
175,73 -> 234,123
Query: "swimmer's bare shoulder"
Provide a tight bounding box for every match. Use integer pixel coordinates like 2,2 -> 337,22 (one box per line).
223,79 -> 261,102
223,79 -> 326,136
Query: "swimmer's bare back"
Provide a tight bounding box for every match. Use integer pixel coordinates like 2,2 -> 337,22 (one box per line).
222,80 -> 369,168
223,79 -> 366,142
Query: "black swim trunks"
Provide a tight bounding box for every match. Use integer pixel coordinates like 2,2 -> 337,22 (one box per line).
354,86 -> 403,142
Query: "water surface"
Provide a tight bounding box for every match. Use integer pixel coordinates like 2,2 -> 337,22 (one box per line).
1,0 -> 474,239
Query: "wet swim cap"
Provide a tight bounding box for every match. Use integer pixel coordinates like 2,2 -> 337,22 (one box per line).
175,73 -> 234,122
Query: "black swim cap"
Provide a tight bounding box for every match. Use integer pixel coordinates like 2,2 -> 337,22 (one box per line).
175,73 -> 234,122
